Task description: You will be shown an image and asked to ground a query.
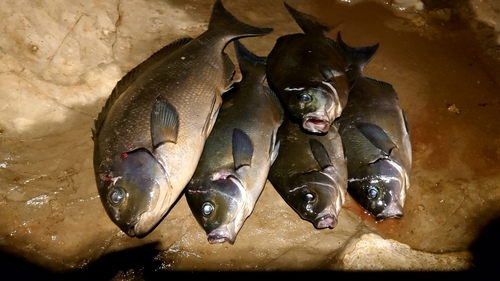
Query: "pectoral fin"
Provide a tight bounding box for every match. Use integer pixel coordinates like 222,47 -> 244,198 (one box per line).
232,128 -> 254,170
151,97 -> 179,148
309,138 -> 332,169
355,122 -> 396,155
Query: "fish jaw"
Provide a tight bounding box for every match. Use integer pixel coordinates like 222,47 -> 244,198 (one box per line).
302,112 -> 331,133
207,225 -> 236,244
376,200 -> 403,221
347,159 -> 408,219
286,170 -> 345,228
205,175 -> 248,245
186,172 -> 248,244
314,213 -> 338,229
95,148 -> 171,238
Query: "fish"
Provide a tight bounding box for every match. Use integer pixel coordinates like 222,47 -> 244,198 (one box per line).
334,33 -> 412,220
91,0 -> 273,238
185,40 -> 283,244
268,116 -> 347,229
266,2 -> 350,134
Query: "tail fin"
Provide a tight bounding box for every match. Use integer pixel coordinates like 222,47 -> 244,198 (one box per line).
284,2 -> 330,36
336,32 -> 379,73
233,40 -> 266,79
208,0 -> 273,40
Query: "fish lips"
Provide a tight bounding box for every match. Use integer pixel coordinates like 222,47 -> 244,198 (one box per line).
302,112 -> 331,133
375,200 -> 404,221
207,225 -> 236,244
314,214 -> 338,229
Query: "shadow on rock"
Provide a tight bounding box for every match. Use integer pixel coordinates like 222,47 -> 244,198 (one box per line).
469,216 -> 500,275
1,242 -> 162,281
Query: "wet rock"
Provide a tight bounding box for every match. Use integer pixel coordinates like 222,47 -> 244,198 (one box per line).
429,8 -> 453,21
340,233 -> 472,271
391,0 -> 425,11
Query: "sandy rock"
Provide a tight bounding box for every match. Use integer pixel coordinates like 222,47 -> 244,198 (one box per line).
341,233 -> 472,271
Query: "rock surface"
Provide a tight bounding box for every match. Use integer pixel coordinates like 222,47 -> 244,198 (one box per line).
1,0 -> 499,276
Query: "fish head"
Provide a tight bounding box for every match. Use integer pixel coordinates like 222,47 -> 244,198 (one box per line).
347,158 -> 407,220
285,170 -> 343,229
186,172 -> 246,244
284,82 -> 342,134
95,148 -> 167,238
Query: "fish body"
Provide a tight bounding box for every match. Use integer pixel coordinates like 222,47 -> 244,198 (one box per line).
92,0 -> 272,237
185,41 -> 283,244
266,3 -> 350,134
335,33 -> 411,220
268,116 -> 347,229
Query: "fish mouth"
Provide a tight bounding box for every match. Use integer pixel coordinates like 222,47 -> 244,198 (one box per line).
120,217 -> 141,237
314,214 -> 338,229
207,226 -> 236,244
302,113 -> 330,133
376,201 -> 404,221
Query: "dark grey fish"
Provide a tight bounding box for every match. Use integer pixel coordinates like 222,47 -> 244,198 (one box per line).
335,33 -> 411,220
268,116 -> 347,229
92,0 -> 272,237
266,2 -> 350,134
185,41 -> 283,244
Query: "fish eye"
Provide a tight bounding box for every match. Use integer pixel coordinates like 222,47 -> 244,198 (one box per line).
304,192 -> 316,203
299,93 -> 312,103
109,187 -> 125,206
367,186 -> 379,199
202,202 -> 214,217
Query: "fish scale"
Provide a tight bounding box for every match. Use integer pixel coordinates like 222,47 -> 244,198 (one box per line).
334,33 -> 411,220
92,0 -> 272,238
185,40 -> 283,244
266,2 -> 350,134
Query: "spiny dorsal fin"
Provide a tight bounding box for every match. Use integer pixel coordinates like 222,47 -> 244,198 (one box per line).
309,138 -> 333,169
325,37 -> 350,67
92,37 -> 192,141
365,77 -> 395,92
284,2 -> 330,36
151,96 -> 179,148
355,122 -> 397,156
232,128 -> 254,170
336,32 -> 379,73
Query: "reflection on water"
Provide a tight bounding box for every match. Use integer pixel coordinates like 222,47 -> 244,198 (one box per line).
0,0 -> 499,274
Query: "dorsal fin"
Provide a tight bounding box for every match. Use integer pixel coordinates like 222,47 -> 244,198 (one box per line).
284,2 -> 330,36
365,77 -> 395,92
92,37 -> 192,140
